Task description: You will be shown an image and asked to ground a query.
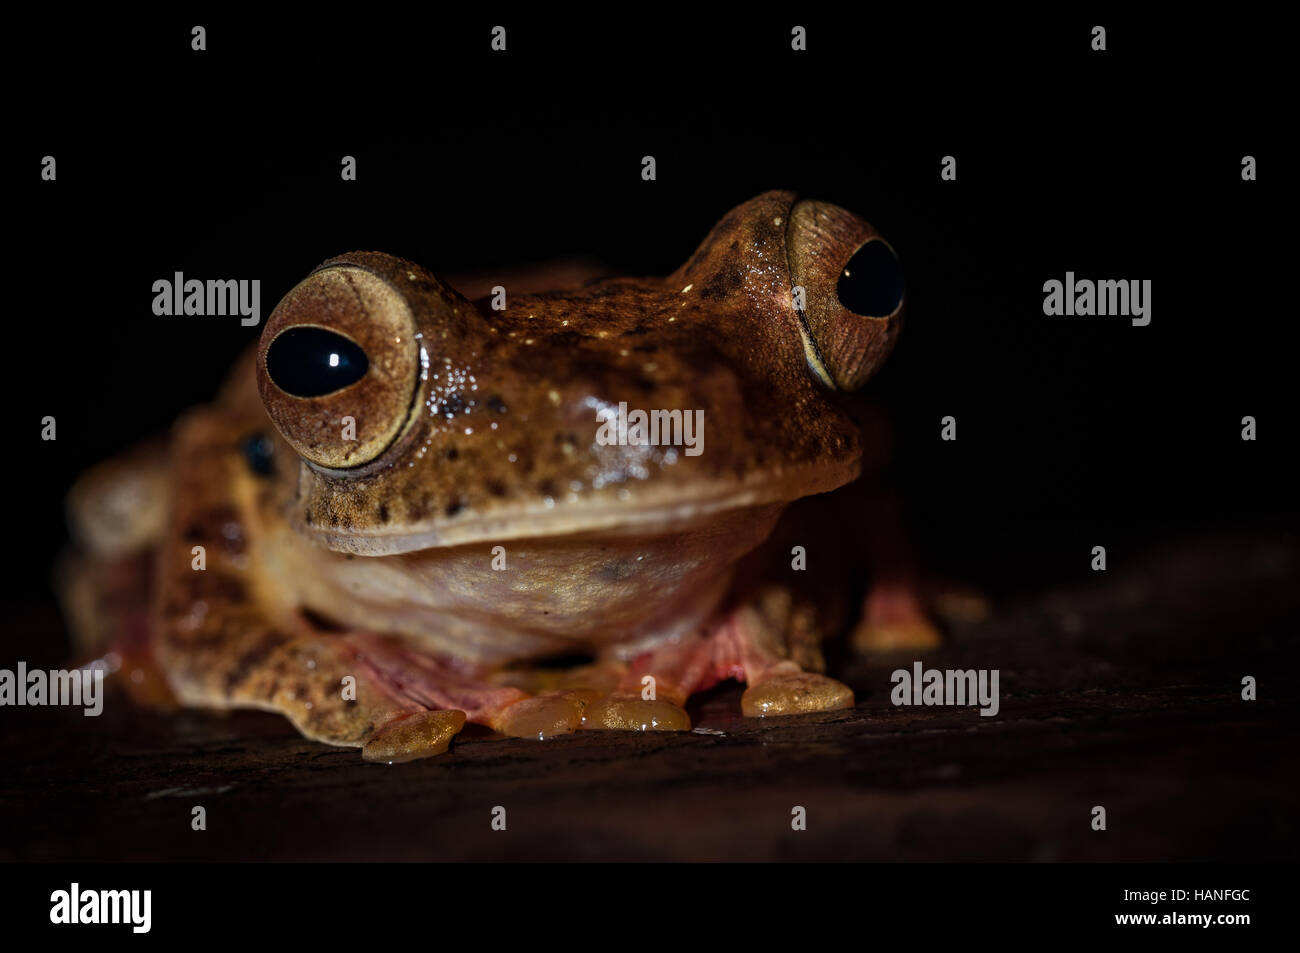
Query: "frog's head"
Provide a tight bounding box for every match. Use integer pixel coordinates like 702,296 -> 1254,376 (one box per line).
255,191 -> 904,555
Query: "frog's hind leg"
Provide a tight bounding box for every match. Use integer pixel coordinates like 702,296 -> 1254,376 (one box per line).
154,407 -> 490,762
849,482 -> 947,653
853,575 -> 944,653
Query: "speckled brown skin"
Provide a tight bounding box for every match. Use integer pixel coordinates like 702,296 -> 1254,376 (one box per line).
266,191 -> 896,554
62,191 -> 928,761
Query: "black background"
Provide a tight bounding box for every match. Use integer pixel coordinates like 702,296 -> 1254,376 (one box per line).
10,12 -> 1292,645
0,10 -> 1294,923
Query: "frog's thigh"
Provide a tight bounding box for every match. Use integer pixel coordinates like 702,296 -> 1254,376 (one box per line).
158,588 -> 466,760
158,578 -> 452,758
155,408 -> 472,762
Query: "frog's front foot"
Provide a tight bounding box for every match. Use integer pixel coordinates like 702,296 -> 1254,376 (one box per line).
488,664 -> 692,734
489,689 -> 593,739
362,708 -> 467,763
580,693 -> 692,731
491,687 -> 691,735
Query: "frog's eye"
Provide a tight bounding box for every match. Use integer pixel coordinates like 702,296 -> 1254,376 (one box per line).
837,241 -> 904,319
265,327 -> 369,398
257,265 -> 419,470
786,199 -> 903,391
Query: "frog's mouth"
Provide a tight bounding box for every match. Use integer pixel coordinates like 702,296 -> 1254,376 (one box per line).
291,457 -> 861,556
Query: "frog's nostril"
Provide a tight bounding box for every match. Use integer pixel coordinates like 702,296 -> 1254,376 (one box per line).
837,240 -> 904,317
265,327 -> 370,398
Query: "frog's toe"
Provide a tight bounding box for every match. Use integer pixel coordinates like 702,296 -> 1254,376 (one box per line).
491,690 -> 592,739
362,708 -> 468,763
854,579 -> 944,653
741,672 -> 854,717
580,692 -> 691,732
852,618 -> 943,653
929,585 -> 993,625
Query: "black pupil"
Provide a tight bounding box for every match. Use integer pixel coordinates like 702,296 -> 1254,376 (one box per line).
837,241 -> 904,316
265,327 -> 369,398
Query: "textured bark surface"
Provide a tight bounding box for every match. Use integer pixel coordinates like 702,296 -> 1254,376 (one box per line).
3,531 -> 1295,862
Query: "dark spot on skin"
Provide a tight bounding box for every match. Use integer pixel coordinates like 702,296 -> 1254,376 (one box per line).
487,396 -> 508,414
442,394 -> 467,416
445,499 -> 465,517
223,634 -> 290,695
445,447 -> 459,461
596,561 -> 635,582
634,378 -> 656,394
546,330 -> 586,349
486,479 -> 507,497
377,503 -> 389,523
407,497 -> 428,521
730,240 -> 739,252
539,479 -> 558,498
240,432 -> 275,477
626,324 -> 651,336
699,266 -> 744,300
305,512 -> 313,525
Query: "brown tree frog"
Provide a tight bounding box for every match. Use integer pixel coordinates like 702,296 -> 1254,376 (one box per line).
60,191 -> 944,762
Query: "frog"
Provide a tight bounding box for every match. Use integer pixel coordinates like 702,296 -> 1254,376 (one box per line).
58,190 -> 947,763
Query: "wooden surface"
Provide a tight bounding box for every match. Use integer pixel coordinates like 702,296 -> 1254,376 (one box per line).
2,530 -> 1296,862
